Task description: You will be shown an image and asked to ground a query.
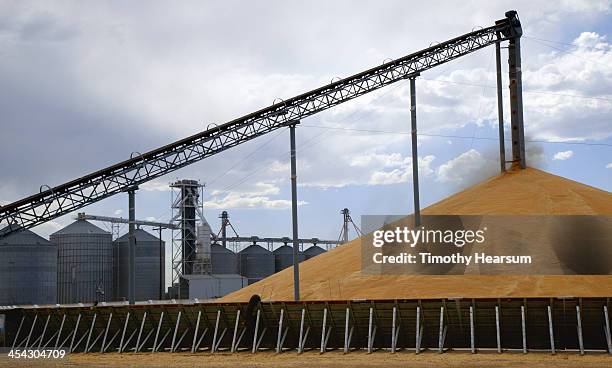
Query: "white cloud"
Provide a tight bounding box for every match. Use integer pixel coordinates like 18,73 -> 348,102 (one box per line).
140,180 -> 172,192
553,150 -> 574,160
113,209 -> 123,215
204,192 -> 307,210
436,149 -> 497,186
368,155 -> 435,185
606,163 -> 612,169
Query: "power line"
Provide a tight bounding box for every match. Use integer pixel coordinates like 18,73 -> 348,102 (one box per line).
523,35 -> 612,69
421,77 -> 612,103
203,82 -> 406,199
299,125 -> 612,147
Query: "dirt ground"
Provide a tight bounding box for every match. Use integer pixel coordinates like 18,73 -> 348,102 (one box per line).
2,350 -> 612,368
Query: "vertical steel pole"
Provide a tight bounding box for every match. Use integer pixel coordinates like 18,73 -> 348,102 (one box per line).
128,189 -> 136,305
495,40 -> 506,172
344,307 -> 350,353
367,307 -> 374,354
470,305 -> 475,353
438,306 -> 444,353
547,305 -> 555,354
508,29 -> 526,168
495,305 -> 501,353
409,75 -> 421,226
521,305 -> 527,354
576,305 -> 584,355
158,227 -> 163,300
391,306 -> 397,353
289,122 -> 300,301
604,306 -> 612,354
416,305 -> 421,354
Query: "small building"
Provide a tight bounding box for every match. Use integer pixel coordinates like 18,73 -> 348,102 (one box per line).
180,274 -> 247,300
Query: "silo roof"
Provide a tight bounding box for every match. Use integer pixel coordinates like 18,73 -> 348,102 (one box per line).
273,245 -> 304,255
116,228 -> 161,242
211,244 -> 236,254
51,219 -> 109,236
304,245 -> 326,255
238,244 -> 272,254
0,225 -> 53,246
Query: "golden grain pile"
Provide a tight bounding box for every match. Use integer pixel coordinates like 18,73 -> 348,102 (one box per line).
220,168 -> 612,302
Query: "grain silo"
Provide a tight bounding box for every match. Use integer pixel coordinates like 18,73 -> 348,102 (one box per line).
303,245 -> 326,260
51,219 -> 113,304
0,226 -> 57,306
114,228 -> 164,301
238,244 -> 274,285
210,243 -> 238,274
273,245 -> 305,272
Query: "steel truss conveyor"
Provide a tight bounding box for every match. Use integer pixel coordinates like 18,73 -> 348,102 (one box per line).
0,11 -> 525,236
3,297 -> 612,354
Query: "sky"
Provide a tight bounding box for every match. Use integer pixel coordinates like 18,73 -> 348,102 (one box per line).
1,0 -> 611,269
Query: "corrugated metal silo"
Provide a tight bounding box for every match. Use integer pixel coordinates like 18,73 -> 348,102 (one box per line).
115,228 -> 164,301
238,244 -> 274,285
273,245 -> 305,272
51,220 -> 113,304
211,244 -> 238,274
304,245 -> 326,260
0,226 -> 57,306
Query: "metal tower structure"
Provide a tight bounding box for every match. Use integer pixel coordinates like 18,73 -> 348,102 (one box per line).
170,180 -> 207,287
338,208 -> 362,244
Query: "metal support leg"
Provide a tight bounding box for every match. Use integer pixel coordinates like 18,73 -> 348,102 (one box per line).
38,315 -> 50,350
231,310 -> 241,353
85,313 -> 97,353
576,305 -> 584,355
495,306 -> 501,353
100,313 -> 112,353
153,312 -> 163,353
495,40 -> 506,172
171,311 -> 182,353
212,310 -> 221,353
409,75 -> 421,226
416,306 -> 421,354
604,306 -> 612,354
521,306 -> 527,354
12,316 -> 25,349
128,188 -> 137,305
391,306 -> 397,353
470,305 -> 475,354
192,310 -> 202,353
25,314 -> 37,348
320,308 -> 328,353
289,122 -> 300,301
367,307 -> 375,353
298,308 -> 306,354
55,314 -> 66,349
119,312 -> 130,353
252,309 -> 261,354
276,308 -> 285,353
69,314 -> 81,353
438,306 -> 445,353
136,312 -> 147,353
344,308 -> 350,354
547,306 -> 555,354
